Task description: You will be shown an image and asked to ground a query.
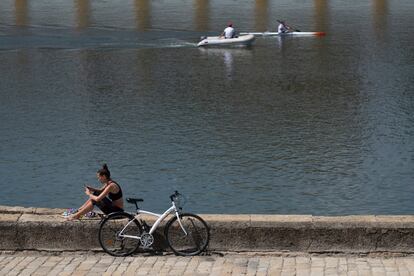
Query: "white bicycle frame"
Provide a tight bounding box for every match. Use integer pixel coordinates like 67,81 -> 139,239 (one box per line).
118,200 -> 187,241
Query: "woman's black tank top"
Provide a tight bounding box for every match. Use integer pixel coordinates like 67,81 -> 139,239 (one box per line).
108,181 -> 123,201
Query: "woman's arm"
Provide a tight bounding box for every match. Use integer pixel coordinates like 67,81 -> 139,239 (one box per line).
85,185 -> 104,193
85,185 -> 96,192
85,184 -> 115,202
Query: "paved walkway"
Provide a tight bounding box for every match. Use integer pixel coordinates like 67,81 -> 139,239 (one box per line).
1,251 -> 414,275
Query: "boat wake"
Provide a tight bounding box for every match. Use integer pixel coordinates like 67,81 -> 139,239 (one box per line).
157,38 -> 197,48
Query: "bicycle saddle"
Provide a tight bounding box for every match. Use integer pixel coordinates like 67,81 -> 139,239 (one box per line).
126,198 -> 144,204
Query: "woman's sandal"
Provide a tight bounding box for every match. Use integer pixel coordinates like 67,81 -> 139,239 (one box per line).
62,208 -> 78,218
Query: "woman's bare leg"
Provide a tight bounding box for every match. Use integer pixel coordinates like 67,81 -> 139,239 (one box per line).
67,200 -> 94,220
77,200 -> 91,212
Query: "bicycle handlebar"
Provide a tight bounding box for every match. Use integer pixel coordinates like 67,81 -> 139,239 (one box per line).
170,190 -> 181,202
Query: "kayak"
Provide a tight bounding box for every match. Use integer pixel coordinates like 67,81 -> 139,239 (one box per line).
240,31 -> 326,37
197,34 -> 255,47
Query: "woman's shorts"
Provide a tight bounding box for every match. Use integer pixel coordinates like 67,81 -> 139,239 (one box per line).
92,192 -> 123,214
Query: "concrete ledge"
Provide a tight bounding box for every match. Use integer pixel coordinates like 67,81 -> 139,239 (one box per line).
1,205 -> 414,253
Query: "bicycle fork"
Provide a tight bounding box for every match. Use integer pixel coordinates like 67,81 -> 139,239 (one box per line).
176,211 -> 188,236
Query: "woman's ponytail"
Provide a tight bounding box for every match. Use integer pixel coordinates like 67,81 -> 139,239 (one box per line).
97,163 -> 111,178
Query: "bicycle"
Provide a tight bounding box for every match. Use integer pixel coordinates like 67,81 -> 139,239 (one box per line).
98,191 -> 210,257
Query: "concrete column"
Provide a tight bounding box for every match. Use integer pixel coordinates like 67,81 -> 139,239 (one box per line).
15,0 -> 28,27
75,0 -> 91,30
134,0 -> 151,31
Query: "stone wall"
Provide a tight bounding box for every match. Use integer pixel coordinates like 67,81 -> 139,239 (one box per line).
1,206 -> 414,253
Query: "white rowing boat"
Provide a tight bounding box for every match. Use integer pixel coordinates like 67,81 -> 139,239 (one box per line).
240,31 -> 326,37
197,34 -> 255,47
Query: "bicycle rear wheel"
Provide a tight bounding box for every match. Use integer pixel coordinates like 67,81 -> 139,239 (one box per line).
98,212 -> 142,256
165,213 -> 210,256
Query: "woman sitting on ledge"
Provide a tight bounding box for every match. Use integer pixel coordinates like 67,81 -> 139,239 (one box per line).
67,164 -> 124,221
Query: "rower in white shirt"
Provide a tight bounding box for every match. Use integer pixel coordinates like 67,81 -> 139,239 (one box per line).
221,23 -> 236,38
277,20 -> 293,33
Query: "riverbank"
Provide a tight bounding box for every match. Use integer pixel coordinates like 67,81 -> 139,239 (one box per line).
1,205 -> 414,253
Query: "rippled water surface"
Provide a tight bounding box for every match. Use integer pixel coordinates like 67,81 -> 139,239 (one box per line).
0,0 -> 413,214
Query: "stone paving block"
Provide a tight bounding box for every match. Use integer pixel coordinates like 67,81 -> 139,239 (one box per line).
347,271 -> 358,276
32,263 -> 57,275
371,267 -> 386,276
282,256 -> 295,269
281,257 -> 296,275
148,260 -> 166,274
257,256 -> 270,268
325,273 -> 340,276
296,256 -> 311,264
395,258 -> 410,275
98,256 -> 115,265
398,271 -> 410,276
58,272 -> 73,276
48,257 -> 74,275
70,271 -> 88,276
337,264 -> 348,274
1,257 -> 23,275
89,265 -> 108,273
7,256 -> 36,276
268,256 -> 283,275
310,256 -> 325,267
217,258 -> 234,276
84,273 -> 103,276
296,268 -> 310,276
102,256 -> 125,275
184,256 -> 201,274
17,256 -> 49,275
61,257 -> 83,273
19,269 -> 39,276
124,256 -> 146,275
403,258 -> 414,272
207,257 -> 225,276
325,268 -> 339,275
231,258 -> 247,275
197,260 -> 214,274
325,256 -> 339,267
112,262 -> 130,275
246,257 -> 260,276
174,259 -> 189,267
310,267 -> 324,276
0,256 -> 18,274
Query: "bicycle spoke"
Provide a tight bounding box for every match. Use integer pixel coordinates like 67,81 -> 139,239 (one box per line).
189,218 -> 203,250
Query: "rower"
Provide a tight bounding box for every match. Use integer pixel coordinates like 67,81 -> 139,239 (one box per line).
277,20 -> 292,33
221,22 -> 236,39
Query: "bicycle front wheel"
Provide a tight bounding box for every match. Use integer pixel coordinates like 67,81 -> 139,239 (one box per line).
98,212 -> 142,257
165,213 -> 210,256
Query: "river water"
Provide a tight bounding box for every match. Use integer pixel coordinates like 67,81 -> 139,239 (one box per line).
0,0 -> 413,215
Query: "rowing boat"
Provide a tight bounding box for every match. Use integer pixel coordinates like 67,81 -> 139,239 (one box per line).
240,31 -> 326,37
197,34 -> 255,47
